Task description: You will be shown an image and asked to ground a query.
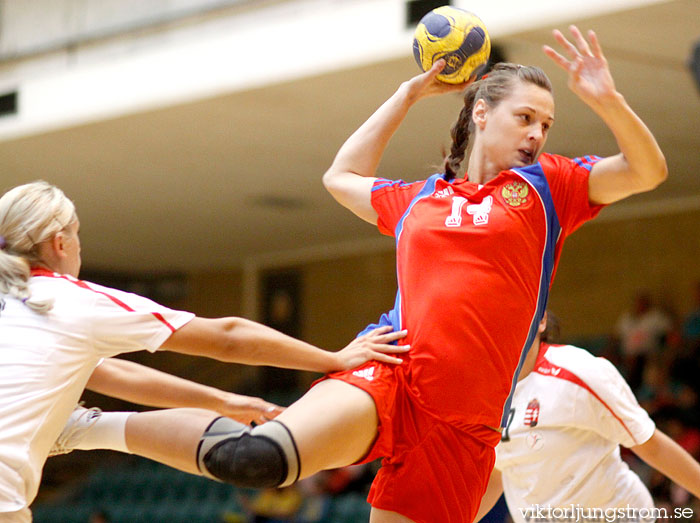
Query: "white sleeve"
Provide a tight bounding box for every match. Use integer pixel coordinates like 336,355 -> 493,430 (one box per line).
84,281 -> 194,356
575,356 -> 655,447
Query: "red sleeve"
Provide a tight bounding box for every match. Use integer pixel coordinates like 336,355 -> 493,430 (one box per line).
370,178 -> 428,237
540,153 -> 606,235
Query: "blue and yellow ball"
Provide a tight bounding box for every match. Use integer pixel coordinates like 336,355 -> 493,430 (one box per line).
412,6 -> 491,84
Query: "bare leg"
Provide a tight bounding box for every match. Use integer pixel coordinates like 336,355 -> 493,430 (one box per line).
114,379 -> 377,483
274,379 -> 379,480
63,379 -> 377,483
125,407 -> 218,475
370,507 -> 416,523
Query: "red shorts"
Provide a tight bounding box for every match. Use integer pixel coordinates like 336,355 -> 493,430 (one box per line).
318,361 -> 501,523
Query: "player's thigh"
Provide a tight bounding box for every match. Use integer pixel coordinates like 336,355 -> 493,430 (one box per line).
370,507 -> 416,523
275,378 -> 378,478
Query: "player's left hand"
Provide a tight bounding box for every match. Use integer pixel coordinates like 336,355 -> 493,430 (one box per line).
333,325 -> 409,370
543,25 -> 618,109
217,393 -> 285,425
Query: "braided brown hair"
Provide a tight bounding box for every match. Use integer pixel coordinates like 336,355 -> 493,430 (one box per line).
443,63 -> 553,181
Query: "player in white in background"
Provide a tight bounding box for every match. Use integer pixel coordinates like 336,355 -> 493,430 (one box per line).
476,313 -> 700,523
0,181 -> 407,523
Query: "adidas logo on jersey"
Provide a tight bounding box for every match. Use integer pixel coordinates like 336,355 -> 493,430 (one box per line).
467,195 -> 493,226
352,366 -> 375,382
433,186 -> 454,198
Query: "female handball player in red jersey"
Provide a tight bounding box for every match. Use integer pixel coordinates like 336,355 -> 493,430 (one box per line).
272,25 -> 665,523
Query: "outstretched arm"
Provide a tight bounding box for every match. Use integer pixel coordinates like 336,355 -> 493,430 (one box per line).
87,358 -> 283,425
322,60 -> 470,223
544,26 -> 667,205
631,428 -> 700,499
161,319 -> 409,374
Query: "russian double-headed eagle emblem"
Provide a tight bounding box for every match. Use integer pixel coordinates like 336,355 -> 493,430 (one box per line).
501,181 -> 530,207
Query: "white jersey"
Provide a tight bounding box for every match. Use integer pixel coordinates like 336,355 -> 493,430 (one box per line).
495,343 -> 656,523
0,269 -> 194,513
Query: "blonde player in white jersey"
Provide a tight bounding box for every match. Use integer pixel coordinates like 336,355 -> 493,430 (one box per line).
476,313 -> 700,523
0,181 -> 408,522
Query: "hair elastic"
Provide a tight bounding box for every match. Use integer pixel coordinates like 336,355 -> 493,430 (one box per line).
0,235 -> 6,251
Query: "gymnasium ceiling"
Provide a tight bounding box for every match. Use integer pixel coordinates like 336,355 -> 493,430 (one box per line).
0,0 -> 698,274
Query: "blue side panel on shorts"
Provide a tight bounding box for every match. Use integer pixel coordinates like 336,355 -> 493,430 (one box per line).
357,175 -> 441,338
499,163 -> 561,427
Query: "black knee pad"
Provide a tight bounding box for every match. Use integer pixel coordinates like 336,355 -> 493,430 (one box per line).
196,417 -> 300,489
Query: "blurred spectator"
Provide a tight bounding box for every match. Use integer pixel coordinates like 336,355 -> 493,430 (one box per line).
643,411 -> 700,510
615,291 -> 673,388
682,281 -> 700,347
636,360 -> 679,416
292,463 -> 376,522
676,385 -> 700,429
239,485 -> 304,523
295,474 -> 332,523
88,510 -> 111,523
616,291 -> 673,356
321,463 -> 374,496
657,413 -> 700,460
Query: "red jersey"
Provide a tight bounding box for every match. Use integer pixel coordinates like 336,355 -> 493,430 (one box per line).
362,153 -> 603,428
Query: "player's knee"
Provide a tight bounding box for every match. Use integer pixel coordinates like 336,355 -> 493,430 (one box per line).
196,417 -> 300,489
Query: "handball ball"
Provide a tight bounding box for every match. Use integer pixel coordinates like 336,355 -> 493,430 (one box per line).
413,5 -> 491,84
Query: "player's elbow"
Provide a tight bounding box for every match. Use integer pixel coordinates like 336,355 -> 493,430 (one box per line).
652,157 -> 669,188
637,154 -> 668,193
322,168 -> 352,204
322,167 -> 340,194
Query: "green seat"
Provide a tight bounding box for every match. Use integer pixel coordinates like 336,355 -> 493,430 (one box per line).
328,494 -> 371,523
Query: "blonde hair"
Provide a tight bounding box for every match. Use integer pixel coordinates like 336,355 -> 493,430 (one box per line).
0,181 -> 77,313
